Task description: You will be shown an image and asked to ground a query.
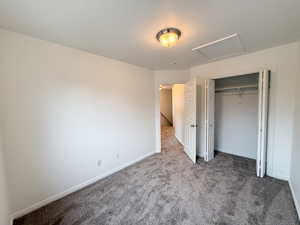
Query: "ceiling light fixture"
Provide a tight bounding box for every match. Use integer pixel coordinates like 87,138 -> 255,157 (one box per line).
156,27 -> 181,48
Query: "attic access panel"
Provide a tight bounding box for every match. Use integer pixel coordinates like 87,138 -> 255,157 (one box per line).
192,34 -> 245,61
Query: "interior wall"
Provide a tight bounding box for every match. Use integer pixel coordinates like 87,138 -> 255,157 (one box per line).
191,42 -> 299,180
154,70 -> 190,152
289,43 -> 300,217
0,29 -> 156,216
215,90 -> 258,159
0,129 -> 10,225
172,84 -> 185,144
160,89 -> 173,124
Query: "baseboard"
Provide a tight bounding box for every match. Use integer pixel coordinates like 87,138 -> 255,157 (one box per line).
288,179 -> 300,220
10,151 -> 156,221
214,148 -> 257,161
175,134 -> 184,146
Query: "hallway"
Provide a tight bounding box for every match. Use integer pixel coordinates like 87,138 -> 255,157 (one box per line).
161,125 -> 183,153
15,127 -> 299,225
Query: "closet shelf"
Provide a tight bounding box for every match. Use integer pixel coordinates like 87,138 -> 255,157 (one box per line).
215,84 -> 258,92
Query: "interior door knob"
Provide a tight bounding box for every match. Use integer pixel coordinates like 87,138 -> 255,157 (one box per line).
190,124 -> 197,128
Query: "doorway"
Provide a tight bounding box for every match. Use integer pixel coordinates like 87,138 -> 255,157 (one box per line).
159,84 -> 186,154
160,85 -> 173,153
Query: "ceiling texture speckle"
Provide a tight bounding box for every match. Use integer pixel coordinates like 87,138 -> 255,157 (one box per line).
0,0 -> 299,70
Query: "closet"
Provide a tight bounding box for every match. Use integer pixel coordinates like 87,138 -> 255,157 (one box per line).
214,73 -> 259,160
195,70 -> 270,177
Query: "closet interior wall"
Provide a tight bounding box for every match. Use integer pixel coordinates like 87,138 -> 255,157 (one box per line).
214,73 -> 259,159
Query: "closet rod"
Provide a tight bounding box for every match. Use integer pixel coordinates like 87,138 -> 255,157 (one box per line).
215,84 -> 258,92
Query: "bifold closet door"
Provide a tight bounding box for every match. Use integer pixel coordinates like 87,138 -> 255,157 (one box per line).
204,79 -> 215,162
184,78 -> 197,163
257,70 -> 270,177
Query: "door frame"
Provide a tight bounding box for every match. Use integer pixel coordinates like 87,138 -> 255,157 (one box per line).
155,82 -> 185,153
203,79 -> 215,161
204,69 -> 270,177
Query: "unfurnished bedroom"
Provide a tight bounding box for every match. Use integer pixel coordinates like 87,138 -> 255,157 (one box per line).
0,1 -> 300,225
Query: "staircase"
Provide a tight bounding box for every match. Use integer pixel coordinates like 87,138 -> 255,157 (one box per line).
160,112 -> 173,126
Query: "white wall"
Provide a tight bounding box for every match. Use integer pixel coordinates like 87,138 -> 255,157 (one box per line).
160,89 -> 173,124
289,44 -> 300,218
215,90 -> 258,159
0,29 -> 155,217
154,70 -> 190,152
172,84 -> 185,144
0,130 -> 10,225
191,42 -> 299,180
154,70 -> 191,85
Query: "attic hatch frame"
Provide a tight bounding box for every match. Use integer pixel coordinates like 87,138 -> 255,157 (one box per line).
192,33 -> 245,61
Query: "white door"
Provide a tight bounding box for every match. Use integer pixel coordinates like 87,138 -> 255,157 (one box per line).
257,70 -> 270,177
204,79 -> 215,161
184,78 -> 197,163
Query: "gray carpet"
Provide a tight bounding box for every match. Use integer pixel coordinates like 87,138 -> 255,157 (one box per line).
14,126 -> 299,225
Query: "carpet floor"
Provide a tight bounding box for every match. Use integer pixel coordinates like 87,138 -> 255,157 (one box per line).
14,126 -> 299,225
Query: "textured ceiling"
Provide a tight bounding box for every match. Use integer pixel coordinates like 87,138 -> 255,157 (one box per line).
0,0 -> 299,70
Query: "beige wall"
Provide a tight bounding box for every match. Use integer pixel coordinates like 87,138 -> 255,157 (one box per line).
0,29 -> 156,217
160,89 -> 173,125
172,85 -> 185,144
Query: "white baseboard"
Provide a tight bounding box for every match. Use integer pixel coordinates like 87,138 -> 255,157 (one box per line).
175,134 -> 184,146
270,171 -> 289,181
288,179 -> 300,220
10,151 -> 156,222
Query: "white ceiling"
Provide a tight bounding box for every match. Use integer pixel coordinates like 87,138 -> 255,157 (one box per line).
0,0 -> 299,70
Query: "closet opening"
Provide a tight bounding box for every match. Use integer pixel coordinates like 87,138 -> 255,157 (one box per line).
198,70 -> 270,177
214,73 -> 259,172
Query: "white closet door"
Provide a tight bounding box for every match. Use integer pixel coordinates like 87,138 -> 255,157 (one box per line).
204,79 -> 215,161
257,70 -> 270,177
184,78 -> 197,163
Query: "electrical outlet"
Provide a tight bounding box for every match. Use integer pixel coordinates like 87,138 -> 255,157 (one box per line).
97,160 -> 102,167
116,153 -> 119,159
